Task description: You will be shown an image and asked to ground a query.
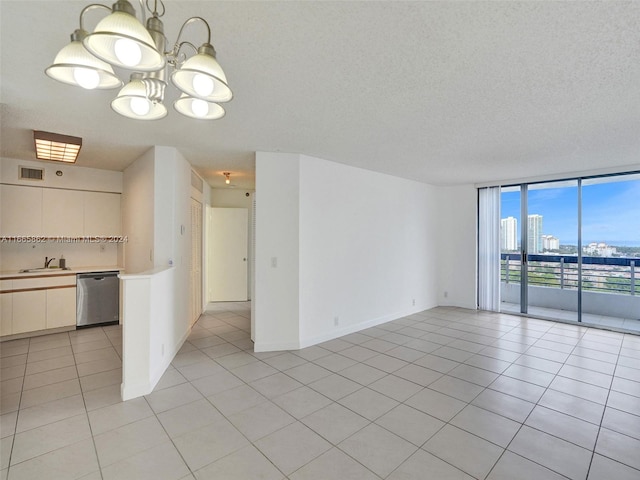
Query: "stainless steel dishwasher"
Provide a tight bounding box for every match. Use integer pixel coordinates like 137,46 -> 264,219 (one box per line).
76,272 -> 120,327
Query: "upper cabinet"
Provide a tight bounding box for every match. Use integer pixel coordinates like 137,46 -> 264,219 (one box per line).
0,184 -> 43,236
0,185 -> 121,237
84,192 -> 121,236
42,188 -> 84,236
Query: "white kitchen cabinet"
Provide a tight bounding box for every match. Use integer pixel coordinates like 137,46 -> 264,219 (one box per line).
83,191 -> 121,236
1,274 -> 77,336
12,290 -> 46,334
0,184 -> 42,236
1,292 -> 12,336
42,189 -> 84,237
46,287 -> 76,328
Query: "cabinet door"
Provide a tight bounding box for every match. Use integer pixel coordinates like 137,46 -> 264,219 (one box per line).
46,287 -> 76,328
0,184 -> 42,236
84,192 -> 121,236
42,189 -> 84,236
12,290 -> 46,334
1,293 -> 12,336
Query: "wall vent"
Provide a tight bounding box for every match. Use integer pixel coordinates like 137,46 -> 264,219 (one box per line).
19,166 -> 44,180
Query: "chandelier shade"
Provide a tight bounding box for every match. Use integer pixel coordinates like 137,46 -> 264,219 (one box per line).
83,8 -> 164,71
45,35 -> 123,89
111,76 -> 167,120
174,95 -> 225,120
171,45 -> 233,102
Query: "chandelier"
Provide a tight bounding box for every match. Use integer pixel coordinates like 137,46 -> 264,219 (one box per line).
46,0 -> 232,120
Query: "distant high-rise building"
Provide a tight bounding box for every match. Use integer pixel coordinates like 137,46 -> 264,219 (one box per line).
584,242 -> 617,257
500,217 -> 518,251
542,234 -> 560,251
528,214 -> 543,253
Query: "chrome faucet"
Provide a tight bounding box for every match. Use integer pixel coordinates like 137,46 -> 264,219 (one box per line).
44,257 -> 56,268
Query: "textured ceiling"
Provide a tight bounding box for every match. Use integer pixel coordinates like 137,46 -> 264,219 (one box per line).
2,1 -> 640,189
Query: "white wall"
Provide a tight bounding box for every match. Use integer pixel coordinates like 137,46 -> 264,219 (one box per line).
0,157 -> 122,192
254,153 -> 301,350
122,149 -> 155,274
254,152 -> 445,351
120,146 -> 193,399
210,188 -> 254,208
298,155 -> 440,345
436,185 -> 478,309
162,148 -> 192,350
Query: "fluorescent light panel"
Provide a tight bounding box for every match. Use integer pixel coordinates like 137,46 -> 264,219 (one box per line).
33,130 -> 82,163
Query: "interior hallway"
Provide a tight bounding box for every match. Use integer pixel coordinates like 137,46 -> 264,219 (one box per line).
1,303 -> 640,479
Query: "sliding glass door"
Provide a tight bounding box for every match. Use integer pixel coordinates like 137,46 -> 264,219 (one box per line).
581,175 -> 640,328
500,181 -> 579,321
525,181 -> 579,322
496,172 -> 640,328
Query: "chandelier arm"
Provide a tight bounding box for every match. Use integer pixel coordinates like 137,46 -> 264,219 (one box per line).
172,41 -> 198,57
78,4 -> 112,32
136,0 -> 147,25
172,17 -> 212,52
167,41 -> 197,68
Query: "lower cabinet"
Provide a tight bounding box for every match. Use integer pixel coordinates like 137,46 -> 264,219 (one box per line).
1,293 -> 12,336
12,290 -> 46,334
46,288 -> 77,329
1,275 -> 77,336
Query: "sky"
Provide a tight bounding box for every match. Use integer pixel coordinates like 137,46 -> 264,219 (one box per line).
501,176 -> 640,246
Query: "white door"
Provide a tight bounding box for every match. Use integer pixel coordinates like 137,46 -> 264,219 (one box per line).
208,208 -> 248,301
191,198 -> 203,325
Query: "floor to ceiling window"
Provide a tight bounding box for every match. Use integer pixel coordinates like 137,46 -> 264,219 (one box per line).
492,172 -> 640,330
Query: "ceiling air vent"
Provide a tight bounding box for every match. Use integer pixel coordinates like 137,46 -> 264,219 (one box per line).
19,166 -> 44,181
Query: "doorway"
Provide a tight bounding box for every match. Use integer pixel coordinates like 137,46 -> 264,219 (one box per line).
190,198 -> 203,326
207,207 -> 249,302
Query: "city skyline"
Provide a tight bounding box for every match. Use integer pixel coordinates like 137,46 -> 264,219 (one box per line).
501,177 -> 640,246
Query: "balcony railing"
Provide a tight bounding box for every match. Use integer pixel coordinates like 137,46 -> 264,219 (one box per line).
501,254 -> 637,296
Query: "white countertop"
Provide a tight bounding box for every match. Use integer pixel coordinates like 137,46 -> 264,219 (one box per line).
1,266 -> 123,279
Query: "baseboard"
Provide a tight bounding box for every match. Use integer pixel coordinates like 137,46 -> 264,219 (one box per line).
121,380 -> 152,401
298,305 -> 432,349
121,327 -> 190,401
253,304 -> 438,353
253,340 -> 300,352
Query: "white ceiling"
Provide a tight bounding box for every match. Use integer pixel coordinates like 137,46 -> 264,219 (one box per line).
2,1 -> 640,189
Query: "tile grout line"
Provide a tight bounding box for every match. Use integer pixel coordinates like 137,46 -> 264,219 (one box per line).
2,306 -> 640,479
71,328 -> 105,480
482,320 -> 584,480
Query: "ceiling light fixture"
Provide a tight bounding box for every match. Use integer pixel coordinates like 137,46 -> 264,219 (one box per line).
33,131 -> 82,163
223,172 -> 231,184
46,0 -> 232,121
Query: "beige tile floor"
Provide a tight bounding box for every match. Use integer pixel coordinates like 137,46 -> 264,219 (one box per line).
501,302 -> 640,334
1,303 -> 640,479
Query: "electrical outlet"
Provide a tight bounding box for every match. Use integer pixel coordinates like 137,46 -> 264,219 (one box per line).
444,291 -> 448,298
334,316 -> 339,326
412,299 -> 415,306
271,257 -> 278,268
